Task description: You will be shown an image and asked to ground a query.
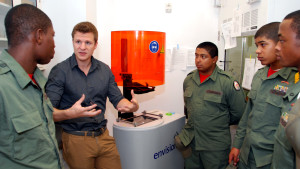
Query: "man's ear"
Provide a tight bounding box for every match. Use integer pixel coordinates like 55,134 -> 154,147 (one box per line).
94,41 -> 98,49
35,29 -> 44,45
296,37 -> 300,47
213,56 -> 218,63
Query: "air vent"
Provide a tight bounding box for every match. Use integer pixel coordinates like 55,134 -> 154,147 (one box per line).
251,9 -> 258,28
242,8 -> 259,33
248,0 -> 261,4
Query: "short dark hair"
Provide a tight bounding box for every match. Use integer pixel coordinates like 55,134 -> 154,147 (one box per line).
196,41 -> 218,58
71,22 -> 98,42
5,4 -> 52,47
255,22 -> 280,43
284,10 -> 300,39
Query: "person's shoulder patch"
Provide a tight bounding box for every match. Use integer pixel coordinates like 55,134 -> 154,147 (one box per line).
233,81 -> 240,91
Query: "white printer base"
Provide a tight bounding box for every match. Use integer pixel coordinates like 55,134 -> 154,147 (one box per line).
113,110 -> 185,169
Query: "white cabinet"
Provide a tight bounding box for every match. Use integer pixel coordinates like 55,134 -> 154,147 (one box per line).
218,0 -> 300,37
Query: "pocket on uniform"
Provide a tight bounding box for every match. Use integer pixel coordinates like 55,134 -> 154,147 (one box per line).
12,111 -> 42,133
11,110 -> 46,160
265,96 -> 284,108
264,96 -> 283,126
203,93 -> 224,117
203,93 -> 222,103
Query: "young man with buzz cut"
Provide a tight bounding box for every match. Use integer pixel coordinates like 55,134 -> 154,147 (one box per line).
271,9 -> 300,169
229,22 -> 298,169
176,41 -> 246,169
0,4 -> 100,169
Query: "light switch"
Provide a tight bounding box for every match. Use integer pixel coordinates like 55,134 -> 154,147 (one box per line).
165,3 -> 172,13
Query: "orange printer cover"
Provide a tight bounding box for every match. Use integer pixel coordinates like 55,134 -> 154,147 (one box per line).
111,31 -> 165,87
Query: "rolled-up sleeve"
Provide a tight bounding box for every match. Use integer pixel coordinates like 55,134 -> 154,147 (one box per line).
106,67 -> 124,108
45,65 -> 65,108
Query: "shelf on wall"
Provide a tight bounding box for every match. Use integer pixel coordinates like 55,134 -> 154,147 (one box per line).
0,37 -> 7,41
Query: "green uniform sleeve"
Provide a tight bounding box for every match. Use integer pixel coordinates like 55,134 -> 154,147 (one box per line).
179,74 -> 195,146
232,71 -> 259,149
232,100 -> 251,148
226,80 -> 246,125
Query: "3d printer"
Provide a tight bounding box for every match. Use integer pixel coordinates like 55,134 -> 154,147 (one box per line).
111,30 -> 165,123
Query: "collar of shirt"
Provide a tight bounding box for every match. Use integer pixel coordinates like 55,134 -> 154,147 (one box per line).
70,53 -> 98,73
267,67 -> 279,77
262,66 -> 297,81
199,73 -> 211,83
192,66 -> 220,85
0,50 -> 46,89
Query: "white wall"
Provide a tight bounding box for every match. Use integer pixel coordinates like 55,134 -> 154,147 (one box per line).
40,0 -> 220,134
267,0 -> 300,22
38,0 -> 300,135
41,0 -> 87,76
96,0 -> 219,134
